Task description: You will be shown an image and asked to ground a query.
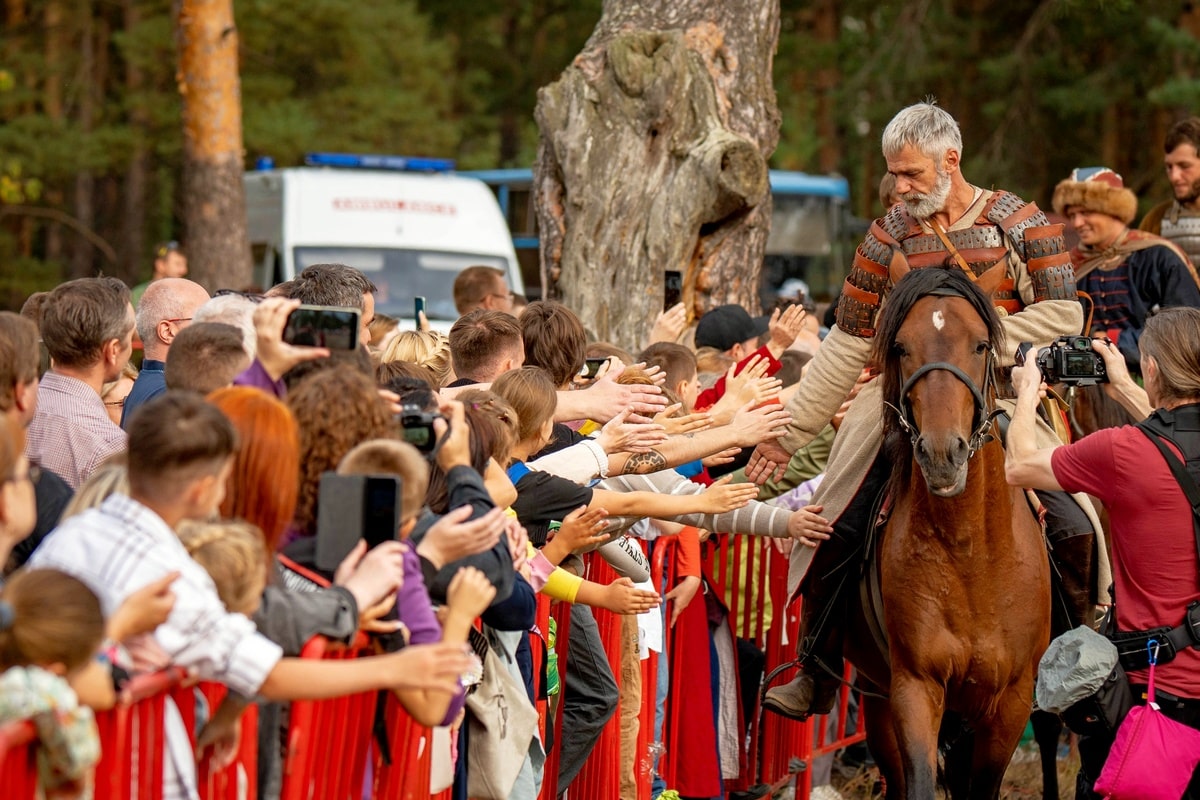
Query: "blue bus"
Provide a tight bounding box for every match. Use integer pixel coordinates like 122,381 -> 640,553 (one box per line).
461,168 -> 851,307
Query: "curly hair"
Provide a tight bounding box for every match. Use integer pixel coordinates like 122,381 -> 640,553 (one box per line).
379,329 -> 453,387
208,387 -> 301,552
287,364 -> 398,536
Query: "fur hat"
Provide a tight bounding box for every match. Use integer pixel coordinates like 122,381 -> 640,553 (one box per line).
1051,167 -> 1138,224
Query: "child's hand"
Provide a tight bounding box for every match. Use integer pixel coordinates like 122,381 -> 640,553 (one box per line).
108,571 -> 179,642
701,447 -> 741,469
385,643 -> 476,694
600,577 -> 661,615
664,575 -> 702,628
597,408 -> 667,454
417,505 -> 506,569
446,566 -> 497,621
555,506 -> 611,552
696,475 -> 759,513
655,405 -> 712,436
787,504 -> 833,547
359,592 -> 403,634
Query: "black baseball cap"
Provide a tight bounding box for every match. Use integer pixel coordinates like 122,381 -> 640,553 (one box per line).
694,304 -> 770,351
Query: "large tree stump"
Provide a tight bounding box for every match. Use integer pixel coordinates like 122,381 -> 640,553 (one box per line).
535,0 -> 781,351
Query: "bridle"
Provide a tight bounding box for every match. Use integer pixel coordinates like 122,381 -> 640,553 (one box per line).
889,289 -> 1002,458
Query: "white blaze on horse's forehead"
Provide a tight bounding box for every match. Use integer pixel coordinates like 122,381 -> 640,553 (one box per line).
931,310 -> 946,331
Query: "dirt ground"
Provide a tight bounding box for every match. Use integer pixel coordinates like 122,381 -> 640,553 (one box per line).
826,745 -> 1081,799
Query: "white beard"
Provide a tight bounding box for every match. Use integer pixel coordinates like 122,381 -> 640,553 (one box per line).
902,168 -> 952,220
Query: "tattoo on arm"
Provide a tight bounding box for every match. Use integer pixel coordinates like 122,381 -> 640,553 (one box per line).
622,450 -> 667,475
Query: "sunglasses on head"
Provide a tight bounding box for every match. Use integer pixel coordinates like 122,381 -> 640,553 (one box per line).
213,288 -> 266,304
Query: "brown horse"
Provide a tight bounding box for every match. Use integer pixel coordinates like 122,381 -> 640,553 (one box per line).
849,266 -> 1051,799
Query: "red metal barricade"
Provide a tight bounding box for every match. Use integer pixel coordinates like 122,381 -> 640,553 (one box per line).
93,668 -> 188,800
538,598 -> 571,800
0,719 -> 39,800
370,692 -> 432,800
171,681 -> 261,800
566,554 -> 625,800
279,633 -> 378,800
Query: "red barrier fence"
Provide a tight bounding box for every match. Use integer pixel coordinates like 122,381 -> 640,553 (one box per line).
0,719 -> 38,800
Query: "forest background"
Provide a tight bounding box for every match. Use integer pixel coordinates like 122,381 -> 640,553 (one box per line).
2,0 -> 1200,309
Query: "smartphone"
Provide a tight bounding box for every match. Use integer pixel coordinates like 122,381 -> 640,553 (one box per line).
283,305 -> 360,350
664,270 -> 683,311
315,473 -> 402,572
582,357 -> 608,380
414,296 -> 426,327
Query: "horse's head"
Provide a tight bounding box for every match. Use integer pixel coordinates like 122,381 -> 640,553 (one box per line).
874,265 -> 1005,497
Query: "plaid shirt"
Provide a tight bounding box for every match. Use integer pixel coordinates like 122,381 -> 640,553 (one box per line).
31,494 -> 284,800
26,371 -> 127,490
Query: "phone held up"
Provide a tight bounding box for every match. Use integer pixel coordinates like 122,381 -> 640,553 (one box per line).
283,305 -> 360,350
581,357 -> 609,380
414,296 -> 426,327
314,473 -> 402,572
664,270 -> 683,312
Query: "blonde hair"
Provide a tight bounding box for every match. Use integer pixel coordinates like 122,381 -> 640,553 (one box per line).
380,330 -> 453,387
100,361 -> 139,402
62,457 -> 130,519
337,439 -> 429,525
177,520 -> 268,616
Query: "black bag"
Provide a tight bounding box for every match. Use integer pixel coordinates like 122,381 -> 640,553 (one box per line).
1061,661 -> 1134,738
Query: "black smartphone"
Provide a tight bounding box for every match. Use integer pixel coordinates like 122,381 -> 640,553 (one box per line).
314,473 -> 402,572
582,357 -> 608,380
664,270 -> 683,311
414,296 -> 426,327
283,305 -> 360,350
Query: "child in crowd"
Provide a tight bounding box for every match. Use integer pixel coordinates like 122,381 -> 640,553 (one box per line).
0,569 -> 107,798
178,520 -> 269,618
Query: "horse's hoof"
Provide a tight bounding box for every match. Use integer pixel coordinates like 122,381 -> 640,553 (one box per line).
763,673 -> 838,720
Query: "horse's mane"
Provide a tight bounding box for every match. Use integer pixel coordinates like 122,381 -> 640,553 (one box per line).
872,268 -> 1005,486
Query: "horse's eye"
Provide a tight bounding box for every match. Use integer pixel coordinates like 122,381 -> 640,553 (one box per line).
893,342 -> 907,356
975,342 -> 989,355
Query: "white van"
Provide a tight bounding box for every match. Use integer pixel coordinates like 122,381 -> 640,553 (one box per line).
244,154 -> 523,330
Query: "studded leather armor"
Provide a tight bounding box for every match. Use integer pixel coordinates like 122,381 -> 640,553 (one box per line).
836,191 -> 1077,338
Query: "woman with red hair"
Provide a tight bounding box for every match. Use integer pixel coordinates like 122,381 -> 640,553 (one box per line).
208,387 -> 300,553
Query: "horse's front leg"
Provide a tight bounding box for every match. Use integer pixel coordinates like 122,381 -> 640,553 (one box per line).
968,684 -> 1034,800
889,671 -> 945,800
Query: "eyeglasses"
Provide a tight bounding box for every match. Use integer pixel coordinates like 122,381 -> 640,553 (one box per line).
165,317 -> 193,325
104,396 -> 127,408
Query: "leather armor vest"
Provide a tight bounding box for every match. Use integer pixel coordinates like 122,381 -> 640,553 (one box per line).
837,192 -> 1076,337
1159,211 -> 1200,270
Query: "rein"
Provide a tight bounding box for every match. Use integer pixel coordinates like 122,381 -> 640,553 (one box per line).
887,293 -> 1002,459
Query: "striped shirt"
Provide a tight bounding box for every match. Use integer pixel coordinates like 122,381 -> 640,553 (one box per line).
26,371 -> 127,489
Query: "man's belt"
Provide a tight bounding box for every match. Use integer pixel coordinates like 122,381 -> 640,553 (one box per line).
1110,600 -> 1200,671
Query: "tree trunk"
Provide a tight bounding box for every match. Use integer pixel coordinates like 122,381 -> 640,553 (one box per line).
120,0 -> 149,283
69,0 -> 96,279
176,0 -> 251,292
534,0 -> 781,351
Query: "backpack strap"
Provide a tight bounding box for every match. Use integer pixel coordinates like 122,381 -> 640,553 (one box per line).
1135,422 -> 1200,570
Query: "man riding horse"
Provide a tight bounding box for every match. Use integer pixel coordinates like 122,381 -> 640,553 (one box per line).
754,101 -> 1105,720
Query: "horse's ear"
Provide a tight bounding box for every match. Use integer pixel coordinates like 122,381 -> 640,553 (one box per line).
888,244 -> 910,285
975,261 -> 1008,298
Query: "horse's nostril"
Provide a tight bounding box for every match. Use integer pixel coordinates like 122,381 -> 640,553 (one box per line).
954,436 -> 969,461
916,437 -> 927,456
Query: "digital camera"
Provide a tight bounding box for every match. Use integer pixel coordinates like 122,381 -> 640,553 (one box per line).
1021,336 -> 1108,386
398,404 -> 442,453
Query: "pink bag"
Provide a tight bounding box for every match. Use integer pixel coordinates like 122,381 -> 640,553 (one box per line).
1094,642 -> 1200,800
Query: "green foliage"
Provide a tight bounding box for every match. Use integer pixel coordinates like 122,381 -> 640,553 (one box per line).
6,0 -> 1200,307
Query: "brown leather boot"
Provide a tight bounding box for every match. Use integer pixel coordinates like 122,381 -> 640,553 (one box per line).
762,668 -> 840,721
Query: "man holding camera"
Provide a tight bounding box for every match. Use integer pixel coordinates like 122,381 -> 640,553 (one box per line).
1053,166 -> 1200,373
753,101 -> 1100,720
1007,308 -> 1200,798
